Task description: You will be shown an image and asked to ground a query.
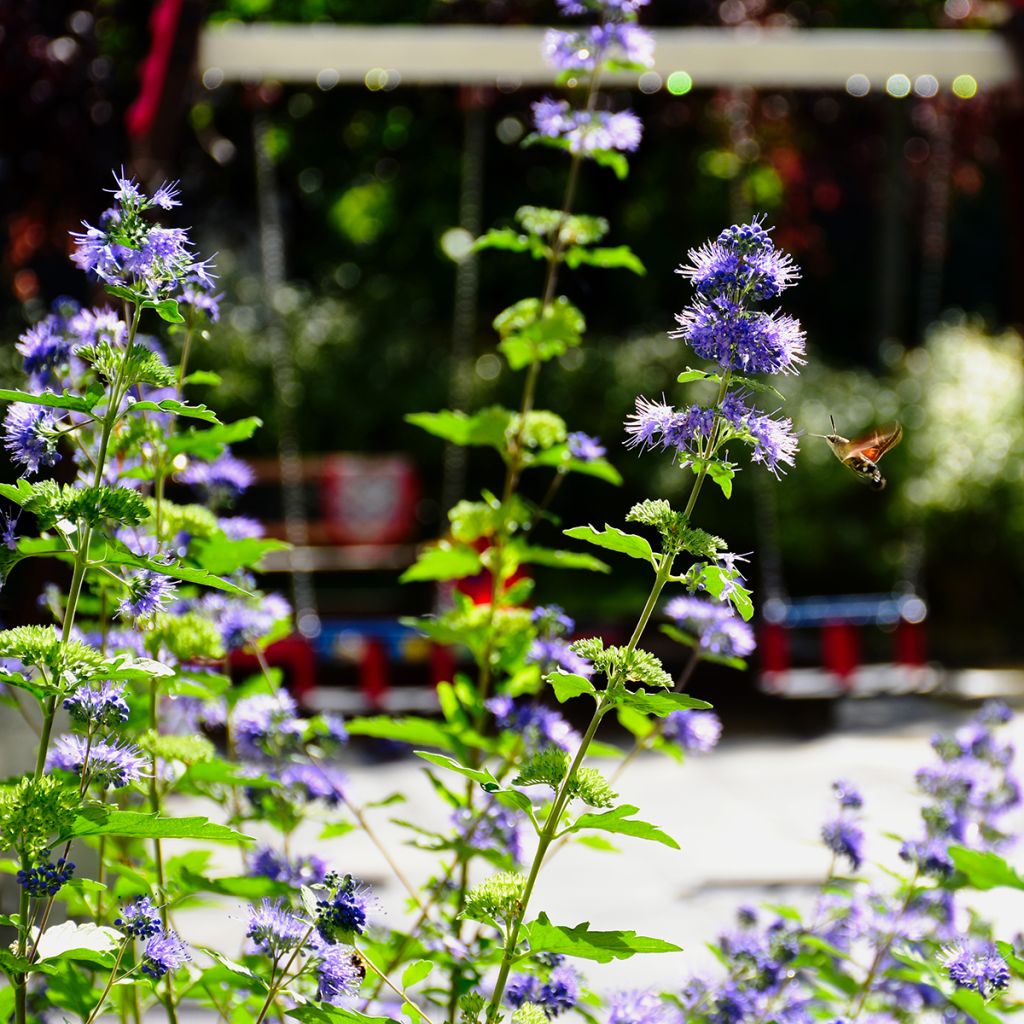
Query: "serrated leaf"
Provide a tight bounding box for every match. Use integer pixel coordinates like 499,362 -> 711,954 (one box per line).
563,524 -> 655,565
567,805 -> 679,849
125,398 -> 219,423
949,847 -> 1024,891
63,809 -> 250,844
700,565 -> 753,621
400,541 -> 482,583
522,913 -> 681,963
613,689 -> 713,717
401,960 -> 433,988
548,672 -> 596,703
96,544 -> 252,596
0,387 -> 102,414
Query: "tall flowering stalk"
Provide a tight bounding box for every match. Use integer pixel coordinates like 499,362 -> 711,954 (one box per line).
0,174 -> 372,1022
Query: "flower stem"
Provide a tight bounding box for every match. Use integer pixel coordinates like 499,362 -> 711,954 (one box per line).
484,552 -> 677,1022
252,925 -> 316,1024
84,939 -> 131,1024
356,942 -> 439,1024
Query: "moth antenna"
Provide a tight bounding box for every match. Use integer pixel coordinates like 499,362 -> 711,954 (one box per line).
829,414 -> 837,434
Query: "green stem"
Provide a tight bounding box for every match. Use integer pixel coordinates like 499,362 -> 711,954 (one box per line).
84,939 -> 131,1024
253,926 -> 317,1024
485,553 -> 677,1022
357,941 -> 439,1024
848,870 -> 920,1021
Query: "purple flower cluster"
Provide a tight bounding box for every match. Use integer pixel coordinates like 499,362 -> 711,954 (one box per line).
71,170 -> 214,302
3,404 -> 61,476
250,845 -> 329,887
527,605 -> 592,676
246,898 -> 307,957
231,690 -> 305,762
486,695 -> 580,752
607,989 -> 680,1024
662,710 -> 722,755
48,733 -> 148,789
115,896 -> 162,939
279,762 -> 348,806
140,928 -> 191,980
664,595 -> 756,658
900,701 -> 1019,878
452,804 -> 524,866
627,219 -> 803,477
315,875 -> 373,942
821,777 -> 865,871
316,942 -> 365,1003
16,315 -> 73,390
63,681 -> 130,728
118,570 -> 178,620
940,941 -> 1010,999
17,858 -> 75,897
177,449 -> 254,505
542,23 -> 653,72
506,965 -> 581,1015
532,98 -> 643,154
199,591 -> 291,653
567,431 -> 606,462
532,0 -> 650,156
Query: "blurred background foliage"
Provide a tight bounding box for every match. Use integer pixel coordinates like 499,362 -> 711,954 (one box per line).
2,0 -> 1022,664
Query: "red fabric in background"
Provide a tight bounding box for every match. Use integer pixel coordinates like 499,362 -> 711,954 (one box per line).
126,0 -> 184,137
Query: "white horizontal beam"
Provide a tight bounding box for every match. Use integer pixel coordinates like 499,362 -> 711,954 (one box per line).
199,24 -> 1016,91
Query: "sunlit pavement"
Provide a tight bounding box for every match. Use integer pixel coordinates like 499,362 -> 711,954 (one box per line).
161,694 -> 1024,1008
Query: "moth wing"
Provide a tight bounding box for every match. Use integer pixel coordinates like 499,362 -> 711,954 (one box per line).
849,423 -> 902,463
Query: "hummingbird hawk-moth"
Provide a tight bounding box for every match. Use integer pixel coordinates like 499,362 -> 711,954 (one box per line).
822,417 -> 903,491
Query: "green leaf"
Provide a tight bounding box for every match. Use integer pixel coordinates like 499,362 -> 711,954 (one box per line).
613,689 -> 713,717
183,370 -> 222,387
567,805 -> 679,849
677,368 -> 720,385
522,913 -> 681,963
949,847 -> 1024,890
192,536 -> 290,575
288,1006 -> 398,1024
493,296 -> 585,370
0,387 -> 102,415
517,546 -> 609,573
406,407 -> 512,450
413,751 -> 498,789
700,565 -> 754,621
563,245 -> 645,275
97,545 -> 252,596
35,921 -> 121,965
563,524 -> 655,565
706,461 -> 734,499
548,672 -> 596,703
401,960 -> 433,988
346,716 -> 456,751
948,988 -> 1005,1024
472,227 -> 534,255
400,541 -> 482,583
125,398 -> 219,423
168,417 -> 262,459
63,809 -> 251,844
528,445 -> 623,485
146,298 -> 185,323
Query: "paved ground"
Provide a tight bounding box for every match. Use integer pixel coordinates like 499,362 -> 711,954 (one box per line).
163,694 -> 1024,1002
